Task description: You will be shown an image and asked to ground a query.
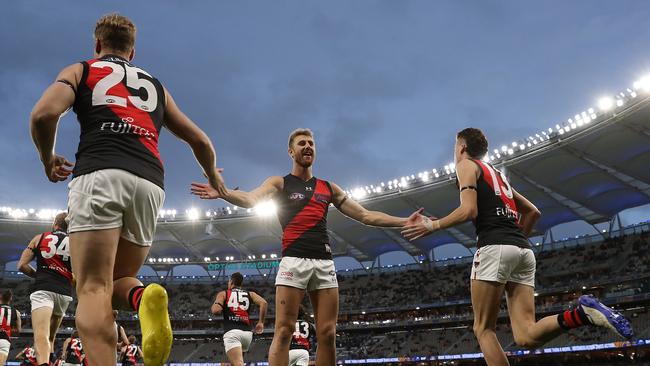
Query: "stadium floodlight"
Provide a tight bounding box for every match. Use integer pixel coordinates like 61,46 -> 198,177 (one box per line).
511,141 -> 517,147
577,120 -> 584,127
261,254 -> 266,259
215,257 -> 220,261
598,97 -> 613,111
493,149 -> 499,155
482,155 -> 489,162
186,208 -> 199,221
558,128 -> 565,135
255,200 -> 277,217
501,145 -> 507,152
635,75 -> 650,92
616,99 -> 624,107
587,108 -> 594,114
518,144 -> 525,151
507,149 -> 514,155
184,258 -> 189,262
205,211 -> 211,217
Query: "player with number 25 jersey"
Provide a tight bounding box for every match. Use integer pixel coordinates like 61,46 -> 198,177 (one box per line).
29,13 -> 228,366
18,212 -> 73,366
211,272 -> 268,366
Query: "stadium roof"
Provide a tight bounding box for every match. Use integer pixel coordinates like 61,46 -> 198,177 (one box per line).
1,91 -> 649,265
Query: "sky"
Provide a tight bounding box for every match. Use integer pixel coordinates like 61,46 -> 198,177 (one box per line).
2,0 -> 650,218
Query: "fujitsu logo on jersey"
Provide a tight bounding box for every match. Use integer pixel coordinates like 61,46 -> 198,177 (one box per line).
100,117 -> 155,140
496,205 -> 519,220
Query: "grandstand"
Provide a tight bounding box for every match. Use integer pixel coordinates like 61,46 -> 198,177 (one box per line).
1,78 -> 650,364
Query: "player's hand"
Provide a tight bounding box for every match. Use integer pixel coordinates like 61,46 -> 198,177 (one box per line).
254,321 -> 264,334
190,182 -> 222,200
402,216 -> 440,241
405,208 -> 425,226
207,168 -> 228,197
43,154 -> 74,182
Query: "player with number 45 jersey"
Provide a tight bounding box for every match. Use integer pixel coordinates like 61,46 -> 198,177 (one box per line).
211,272 -> 268,366
18,212 -> 73,366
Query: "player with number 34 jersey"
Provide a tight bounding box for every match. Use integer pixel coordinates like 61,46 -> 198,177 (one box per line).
18,213 -> 73,366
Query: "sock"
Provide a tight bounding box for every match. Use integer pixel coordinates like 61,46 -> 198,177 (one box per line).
40,363 -> 48,366
557,305 -> 590,330
128,285 -> 145,311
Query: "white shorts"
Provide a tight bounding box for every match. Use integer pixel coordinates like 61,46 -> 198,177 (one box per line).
288,349 -> 310,366
0,339 -> 9,356
275,257 -> 338,291
223,329 -> 253,353
67,169 -> 165,246
30,290 -> 72,316
470,245 -> 536,287
63,363 -> 81,366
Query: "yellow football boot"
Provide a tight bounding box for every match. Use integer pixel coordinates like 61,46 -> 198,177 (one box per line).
138,284 -> 173,366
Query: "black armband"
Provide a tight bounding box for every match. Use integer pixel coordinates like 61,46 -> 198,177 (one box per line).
56,79 -> 77,94
460,186 -> 477,192
335,196 -> 348,209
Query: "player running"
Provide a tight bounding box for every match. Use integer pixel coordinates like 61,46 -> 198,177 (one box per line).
211,272 -> 267,366
402,128 -> 634,366
191,128 -> 422,365
119,336 -> 143,366
289,305 -> 315,366
62,330 -> 85,366
29,13 -> 226,366
18,213 -> 72,366
0,289 -> 22,365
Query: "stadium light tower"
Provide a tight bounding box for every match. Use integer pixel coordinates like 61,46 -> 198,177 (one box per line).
598,97 -> 613,111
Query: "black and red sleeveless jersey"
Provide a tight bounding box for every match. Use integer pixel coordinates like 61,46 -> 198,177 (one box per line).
72,54 -> 166,189
222,288 -> 252,332
32,230 -> 73,296
65,337 -> 84,364
121,344 -> 139,366
275,175 -> 334,260
290,319 -> 315,351
0,304 -> 17,341
469,159 -> 530,249
20,347 -> 38,366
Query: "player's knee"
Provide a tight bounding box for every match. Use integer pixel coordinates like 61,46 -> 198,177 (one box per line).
316,324 -> 336,347
275,322 -> 294,343
76,279 -> 112,298
513,334 -> 541,349
472,323 -> 494,340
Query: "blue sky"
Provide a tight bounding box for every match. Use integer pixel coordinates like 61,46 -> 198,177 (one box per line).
2,0 -> 650,218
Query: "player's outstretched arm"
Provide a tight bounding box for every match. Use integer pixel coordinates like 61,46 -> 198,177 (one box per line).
512,188 -> 541,236
17,235 -> 40,278
402,159 -> 479,241
163,87 -> 226,196
190,176 -> 283,208
331,182 -> 422,228
250,291 -> 268,334
30,64 -> 80,183
210,291 -> 226,315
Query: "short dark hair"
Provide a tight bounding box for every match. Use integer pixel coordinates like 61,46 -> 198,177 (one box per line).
457,128 -> 488,159
1,289 -> 12,303
230,272 -> 244,287
128,335 -> 136,344
53,212 -> 68,232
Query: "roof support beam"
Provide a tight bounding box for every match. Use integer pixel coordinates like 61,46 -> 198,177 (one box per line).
563,146 -> 650,199
378,228 -> 423,257
327,228 -> 368,262
509,169 -> 605,223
